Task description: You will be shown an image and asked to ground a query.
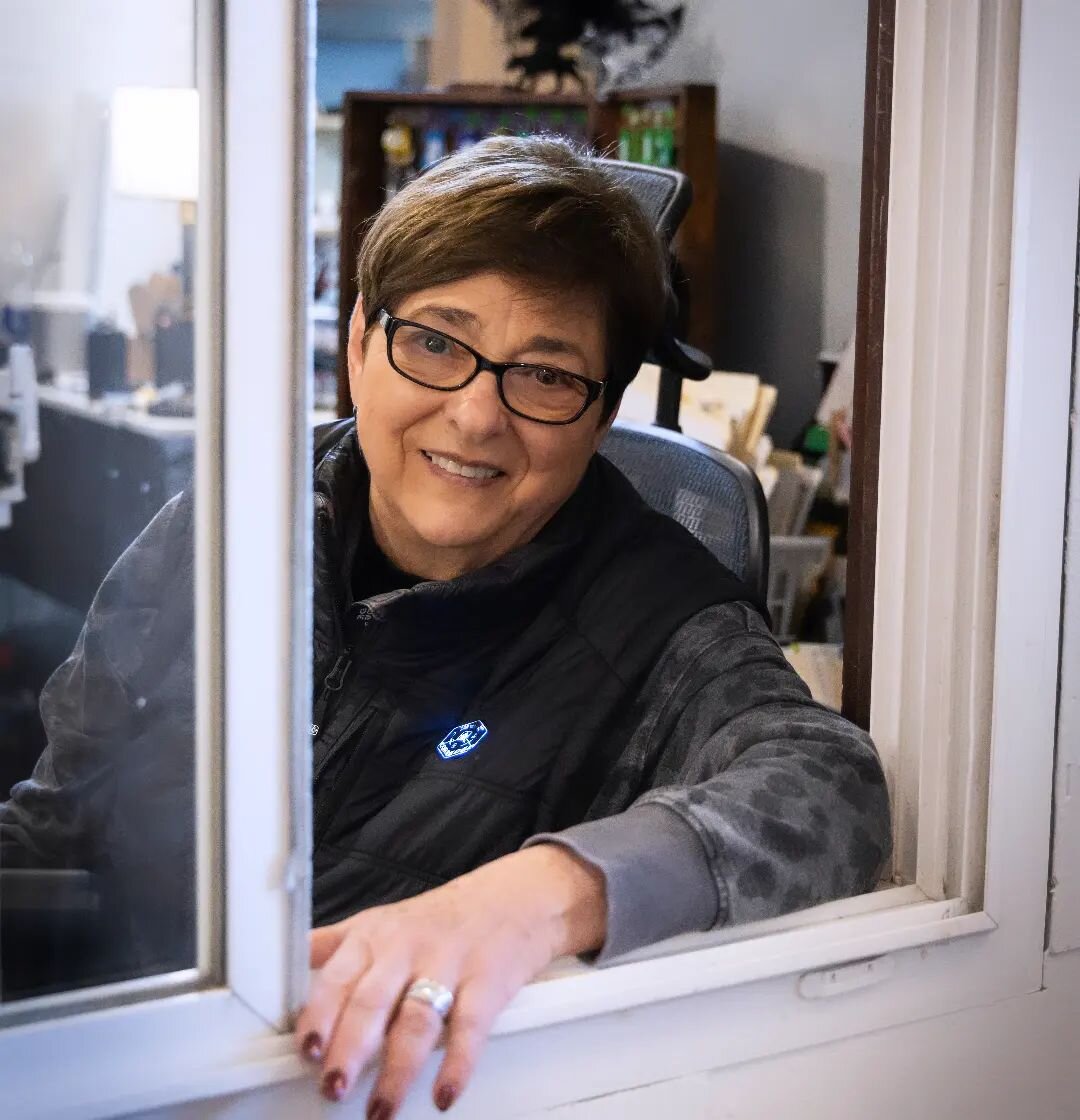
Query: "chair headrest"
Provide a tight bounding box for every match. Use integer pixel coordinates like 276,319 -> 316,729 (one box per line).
601,158 -> 710,381
600,159 -> 693,249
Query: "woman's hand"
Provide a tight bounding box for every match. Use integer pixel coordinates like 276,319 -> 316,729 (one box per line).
294,843 -> 607,1116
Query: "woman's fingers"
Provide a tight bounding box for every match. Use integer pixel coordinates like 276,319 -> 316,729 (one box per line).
297,858 -> 570,1108
367,991 -> 450,1116
319,959 -> 408,1102
295,927 -> 374,1061
431,978 -> 507,1111
309,922 -> 348,969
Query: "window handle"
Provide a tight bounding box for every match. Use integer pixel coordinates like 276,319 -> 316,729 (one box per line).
797,955 -> 895,999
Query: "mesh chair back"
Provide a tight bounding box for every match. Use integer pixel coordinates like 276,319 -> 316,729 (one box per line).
600,421 -> 769,602
600,160 -> 691,248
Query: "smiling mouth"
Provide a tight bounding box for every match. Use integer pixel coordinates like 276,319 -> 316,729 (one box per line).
422,450 -> 505,480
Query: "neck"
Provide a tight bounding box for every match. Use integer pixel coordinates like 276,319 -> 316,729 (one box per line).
367,495 -> 480,582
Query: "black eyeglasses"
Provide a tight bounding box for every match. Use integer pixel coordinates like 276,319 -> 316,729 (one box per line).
374,308 -> 606,425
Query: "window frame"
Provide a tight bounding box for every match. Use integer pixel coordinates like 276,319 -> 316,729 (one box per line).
3,0 -> 1073,1115
1,0 -> 312,1111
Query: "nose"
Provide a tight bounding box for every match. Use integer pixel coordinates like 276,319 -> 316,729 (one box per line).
443,369 -> 510,441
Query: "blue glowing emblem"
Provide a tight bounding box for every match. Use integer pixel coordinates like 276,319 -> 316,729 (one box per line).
436,720 -> 488,760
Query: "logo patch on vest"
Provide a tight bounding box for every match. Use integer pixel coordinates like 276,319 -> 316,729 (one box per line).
436,720 -> 488,760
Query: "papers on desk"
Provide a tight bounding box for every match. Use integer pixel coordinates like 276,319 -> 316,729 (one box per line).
619,363 -> 776,461
766,451 -> 824,537
783,642 -> 843,711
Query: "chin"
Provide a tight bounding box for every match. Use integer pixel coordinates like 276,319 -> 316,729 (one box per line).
407,511 -> 496,552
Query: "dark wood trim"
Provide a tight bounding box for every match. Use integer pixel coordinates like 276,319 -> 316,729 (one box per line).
842,0 -> 895,730
342,86 -> 592,108
672,84 -> 717,357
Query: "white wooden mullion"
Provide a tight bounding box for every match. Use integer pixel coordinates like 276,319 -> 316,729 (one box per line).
192,0 -> 226,989
910,0 -> 971,900
870,0 -> 1019,904
870,0 -> 926,885
951,0 -> 1020,908
221,0 -> 309,1026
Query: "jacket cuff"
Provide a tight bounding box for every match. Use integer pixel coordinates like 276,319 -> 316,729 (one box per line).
522,802 -> 719,964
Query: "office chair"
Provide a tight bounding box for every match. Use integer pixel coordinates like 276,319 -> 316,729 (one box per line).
600,420 -> 770,604
600,158 -> 716,431
599,159 -> 770,602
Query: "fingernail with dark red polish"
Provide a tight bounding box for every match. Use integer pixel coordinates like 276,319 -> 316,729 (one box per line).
321,1069 -> 347,1102
366,1099 -> 392,1120
300,1031 -> 323,1062
435,1084 -> 458,1111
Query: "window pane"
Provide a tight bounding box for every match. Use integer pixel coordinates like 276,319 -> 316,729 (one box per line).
0,1 -> 202,1004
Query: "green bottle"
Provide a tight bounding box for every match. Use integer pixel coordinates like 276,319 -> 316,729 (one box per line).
620,105 -> 644,162
654,103 -> 677,167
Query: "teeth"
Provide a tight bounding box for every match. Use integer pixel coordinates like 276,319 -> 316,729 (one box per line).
427,452 -> 501,479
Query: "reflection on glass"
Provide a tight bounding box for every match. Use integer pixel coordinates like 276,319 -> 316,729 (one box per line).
0,3 -> 198,1003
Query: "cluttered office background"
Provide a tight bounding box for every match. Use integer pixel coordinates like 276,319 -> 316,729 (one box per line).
0,0 -> 866,815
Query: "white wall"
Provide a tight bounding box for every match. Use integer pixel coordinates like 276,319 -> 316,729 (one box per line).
0,0 -> 194,334
542,952 -> 1080,1119
642,0 -> 867,445
429,0 -> 509,88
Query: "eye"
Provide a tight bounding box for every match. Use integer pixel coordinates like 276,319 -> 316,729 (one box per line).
421,332 -> 450,355
531,367 -> 573,388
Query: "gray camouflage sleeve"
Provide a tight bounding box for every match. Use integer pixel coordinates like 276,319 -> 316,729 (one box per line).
528,601 -> 891,962
0,491 -> 195,869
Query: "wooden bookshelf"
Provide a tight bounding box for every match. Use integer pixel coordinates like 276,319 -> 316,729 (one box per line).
591,85 -> 718,359
334,84 -> 716,416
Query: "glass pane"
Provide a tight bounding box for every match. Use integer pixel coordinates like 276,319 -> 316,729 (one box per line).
0,1 -> 202,1003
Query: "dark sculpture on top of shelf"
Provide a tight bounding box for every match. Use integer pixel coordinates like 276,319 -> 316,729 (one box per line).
485,0 -> 685,94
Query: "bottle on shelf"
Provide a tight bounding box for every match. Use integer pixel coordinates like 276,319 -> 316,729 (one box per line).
420,115 -> 448,168
641,105 -> 659,165
653,102 -> 677,168
380,118 -> 417,195
455,111 -> 484,150
618,104 -> 643,162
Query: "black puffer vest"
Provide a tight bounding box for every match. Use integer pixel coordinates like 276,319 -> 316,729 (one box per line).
310,422 -> 755,926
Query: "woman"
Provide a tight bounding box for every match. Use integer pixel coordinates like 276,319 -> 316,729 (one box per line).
293,137 -> 890,1114
0,136 -> 889,1114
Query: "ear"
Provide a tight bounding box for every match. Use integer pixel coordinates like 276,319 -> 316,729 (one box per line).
591,401 -> 618,452
346,296 -> 366,407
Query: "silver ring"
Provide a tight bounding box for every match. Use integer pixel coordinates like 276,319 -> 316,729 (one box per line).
403,977 -> 455,1020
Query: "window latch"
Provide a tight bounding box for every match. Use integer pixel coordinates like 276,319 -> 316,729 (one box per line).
797,954 -> 895,999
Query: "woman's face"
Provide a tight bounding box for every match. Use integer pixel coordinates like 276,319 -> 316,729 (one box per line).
348,271 -> 613,580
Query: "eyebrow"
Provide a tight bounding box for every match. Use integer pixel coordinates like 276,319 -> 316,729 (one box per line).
409,303 -> 588,366
411,303 -> 481,332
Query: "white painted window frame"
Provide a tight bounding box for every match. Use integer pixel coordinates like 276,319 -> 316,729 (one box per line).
0,0 -> 314,1114
1,0 -> 1074,1115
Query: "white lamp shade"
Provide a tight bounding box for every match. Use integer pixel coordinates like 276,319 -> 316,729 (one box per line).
110,87 -> 199,202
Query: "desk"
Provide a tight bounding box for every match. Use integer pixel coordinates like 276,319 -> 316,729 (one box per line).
0,388 -> 195,612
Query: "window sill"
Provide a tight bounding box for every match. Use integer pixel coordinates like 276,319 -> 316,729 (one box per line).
497,884 -> 994,1036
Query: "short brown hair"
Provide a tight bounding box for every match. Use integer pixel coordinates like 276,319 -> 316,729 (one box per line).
357,134 -> 669,421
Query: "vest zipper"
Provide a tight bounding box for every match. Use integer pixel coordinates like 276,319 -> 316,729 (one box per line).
309,598 -> 383,738
311,646 -> 353,739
